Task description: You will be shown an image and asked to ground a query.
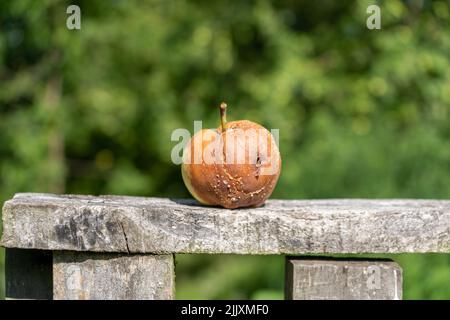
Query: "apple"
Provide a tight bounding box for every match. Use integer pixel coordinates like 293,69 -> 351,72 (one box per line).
182,103 -> 281,209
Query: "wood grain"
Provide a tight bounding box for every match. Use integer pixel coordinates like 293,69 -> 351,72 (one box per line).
285,257 -> 402,300
2,193 -> 450,254
53,252 -> 174,300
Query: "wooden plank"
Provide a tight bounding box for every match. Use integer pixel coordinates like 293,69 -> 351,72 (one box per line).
53,252 -> 174,300
2,193 -> 450,254
5,248 -> 53,299
285,257 -> 402,300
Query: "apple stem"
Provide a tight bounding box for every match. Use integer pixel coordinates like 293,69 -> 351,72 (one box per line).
220,102 -> 227,132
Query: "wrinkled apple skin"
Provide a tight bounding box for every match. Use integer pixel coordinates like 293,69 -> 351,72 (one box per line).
181,120 -> 281,209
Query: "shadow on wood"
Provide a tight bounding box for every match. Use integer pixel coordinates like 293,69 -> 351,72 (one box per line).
6,248 -> 53,300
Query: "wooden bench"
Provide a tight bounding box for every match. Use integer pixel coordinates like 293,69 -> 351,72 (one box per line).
2,193 -> 449,299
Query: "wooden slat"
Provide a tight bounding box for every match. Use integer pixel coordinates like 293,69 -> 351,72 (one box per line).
1,193 -> 450,254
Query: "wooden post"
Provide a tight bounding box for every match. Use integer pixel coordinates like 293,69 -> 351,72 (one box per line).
285,257 -> 402,300
53,252 -> 175,300
5,248 -> 53,299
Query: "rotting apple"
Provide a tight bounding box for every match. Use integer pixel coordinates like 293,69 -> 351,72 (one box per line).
181,102 -> 281,209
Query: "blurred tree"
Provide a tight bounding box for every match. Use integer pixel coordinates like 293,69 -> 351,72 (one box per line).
1,0 -> 449,299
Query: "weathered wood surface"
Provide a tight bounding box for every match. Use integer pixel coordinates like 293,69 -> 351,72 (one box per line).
5,248 -> 53,300
1,193 -> 450,254
285,257 -> 402,300
53,252 -> 174,300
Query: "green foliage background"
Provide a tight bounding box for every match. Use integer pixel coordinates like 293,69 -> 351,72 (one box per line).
1,0 -> 450,299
